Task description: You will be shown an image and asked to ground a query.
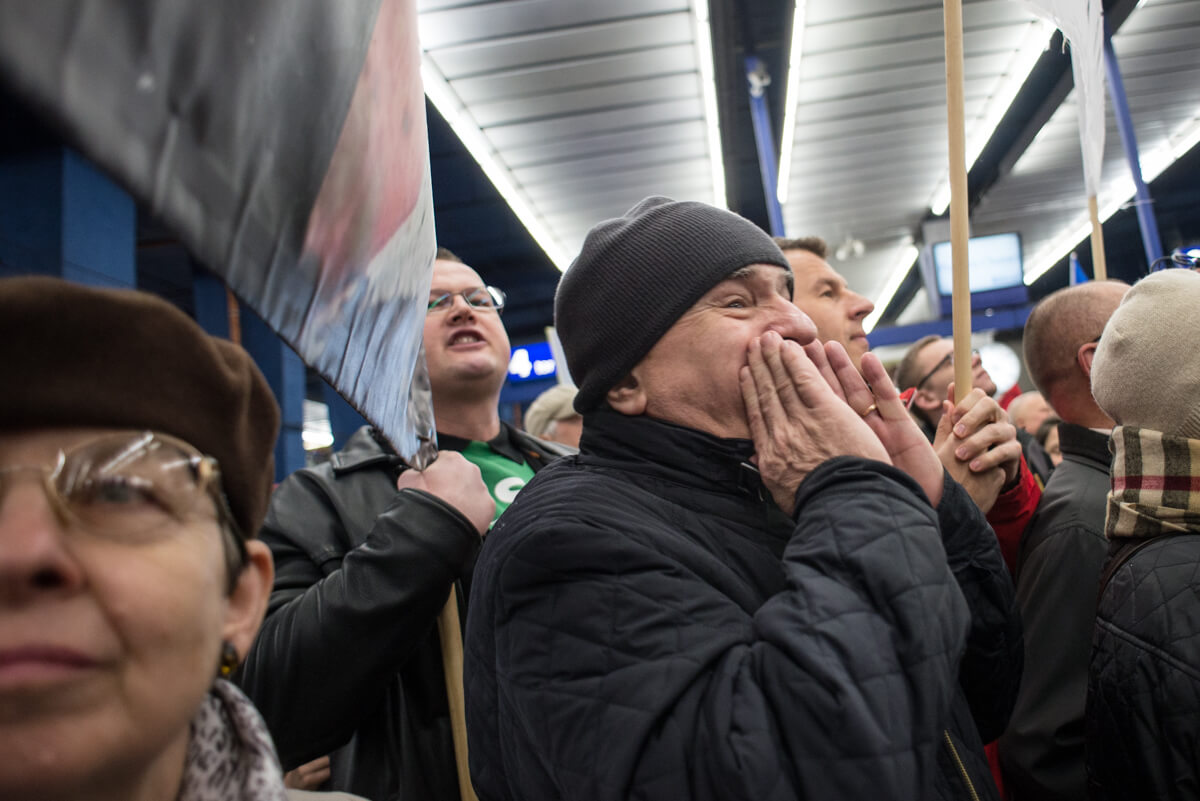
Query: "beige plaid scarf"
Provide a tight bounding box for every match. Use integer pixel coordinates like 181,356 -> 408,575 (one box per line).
1107,426 -> 1200,539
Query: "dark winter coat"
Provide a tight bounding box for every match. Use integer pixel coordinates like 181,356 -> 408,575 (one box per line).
465,408 -> 1021,801
1000,423 -> 1111,801
1087,533 -> 1200,801
239,424 -> 570,801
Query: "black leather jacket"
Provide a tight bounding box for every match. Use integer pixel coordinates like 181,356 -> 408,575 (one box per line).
239,424 -> 571,801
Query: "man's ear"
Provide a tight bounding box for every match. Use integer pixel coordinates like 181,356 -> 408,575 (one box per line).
912,387 -> 941,414
222,540 -> 274,660
605,372 -> 647,417
1077,341 -> 1098,379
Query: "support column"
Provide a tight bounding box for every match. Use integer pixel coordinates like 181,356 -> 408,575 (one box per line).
0,148 -> 134,286
194,266 -> 306,482
1104,26 -> 1163,270
241,305 -> 306,482
745,56 -> 786,237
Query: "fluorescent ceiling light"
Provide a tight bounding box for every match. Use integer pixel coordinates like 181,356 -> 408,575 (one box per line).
1024,110 -> 1200,284
691,0 -> 727,208
775,1 -> 809,205
421,57 -> 573,271
302,400 -> 335,451
928,18 -> 1054,215
864,243 -> 920,333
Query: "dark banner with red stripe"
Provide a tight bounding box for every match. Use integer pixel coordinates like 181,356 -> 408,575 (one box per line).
0,0 -> 437,464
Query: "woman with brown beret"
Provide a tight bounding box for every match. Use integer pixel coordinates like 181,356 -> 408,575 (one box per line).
0,276 -> 358,801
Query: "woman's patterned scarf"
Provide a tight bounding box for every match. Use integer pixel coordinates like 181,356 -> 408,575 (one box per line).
1107,426 -> 1200,539
178,679 -> 290,801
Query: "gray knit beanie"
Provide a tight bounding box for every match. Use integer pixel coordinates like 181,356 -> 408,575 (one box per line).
555,196 -> 790,411
1091,268 -> 1200,438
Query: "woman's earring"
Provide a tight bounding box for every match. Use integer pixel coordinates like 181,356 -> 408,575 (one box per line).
218,641 -> 240,678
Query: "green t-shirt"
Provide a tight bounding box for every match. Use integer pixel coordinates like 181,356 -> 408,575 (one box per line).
459,439 -> 535,522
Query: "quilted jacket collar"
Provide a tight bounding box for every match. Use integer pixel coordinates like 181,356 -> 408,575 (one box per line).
579,407 -> 765,499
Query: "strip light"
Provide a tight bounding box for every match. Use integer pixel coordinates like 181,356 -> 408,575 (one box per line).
863,243 -> 920,333
1023,110 -> 1200,284
928,18 -> 1055,215
775,1 -> 809,205
692,0 -> 728,208
421,57 -> 573,271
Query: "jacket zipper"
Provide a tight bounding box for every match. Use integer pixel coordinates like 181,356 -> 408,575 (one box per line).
943,730 -> 981,801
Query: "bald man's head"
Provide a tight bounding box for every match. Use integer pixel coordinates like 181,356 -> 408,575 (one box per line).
1008,390 -> 1052,435
1023,280 -> 1128,426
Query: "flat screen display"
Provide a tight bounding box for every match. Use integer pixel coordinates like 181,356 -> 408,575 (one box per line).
932,232 -> 1024,295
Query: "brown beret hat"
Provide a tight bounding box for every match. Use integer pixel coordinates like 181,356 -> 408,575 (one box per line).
0,276 -> 280,539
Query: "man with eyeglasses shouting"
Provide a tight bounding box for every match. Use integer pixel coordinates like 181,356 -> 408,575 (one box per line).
239,247 -> 572,801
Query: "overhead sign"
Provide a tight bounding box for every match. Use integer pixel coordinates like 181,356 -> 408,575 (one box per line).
508,341 -> 557,382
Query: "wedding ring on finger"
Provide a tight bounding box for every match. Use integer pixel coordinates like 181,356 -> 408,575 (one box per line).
859,403 -> 878,418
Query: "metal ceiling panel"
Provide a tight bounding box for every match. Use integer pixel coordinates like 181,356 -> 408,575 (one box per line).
427,14 -> 694,79
469,73 -> 701,127
419,0 -> 687,51
503,121 -> 706,169
514,140 -> 710,186
538,173 -> 715,216
522,163 -> 712,203
450,44 -> 698,105
484,98 -> 703,149
420,0 -> 720,261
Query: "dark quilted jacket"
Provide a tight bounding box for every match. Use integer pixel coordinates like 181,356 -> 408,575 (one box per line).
1086,533 -> 1200,800
465,409 -> 1021,800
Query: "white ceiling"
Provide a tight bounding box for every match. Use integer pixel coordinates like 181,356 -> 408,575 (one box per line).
418,0 -> 1200,313
419,0 -> 722,267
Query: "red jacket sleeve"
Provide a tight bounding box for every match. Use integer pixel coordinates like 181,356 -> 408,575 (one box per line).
986,453 -> 1041,577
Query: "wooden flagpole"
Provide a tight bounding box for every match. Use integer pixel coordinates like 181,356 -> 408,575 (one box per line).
225,286 -> 242,345
1088,194 -> 1108,279
438,588 -> 480,801
943,0 -> 972,402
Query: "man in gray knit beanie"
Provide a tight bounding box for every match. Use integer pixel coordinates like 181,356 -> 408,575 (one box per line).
466,195 -> 1020,801
555,195 -> 793,412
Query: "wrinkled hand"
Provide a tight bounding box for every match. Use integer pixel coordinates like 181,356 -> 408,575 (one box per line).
283,755 -> 331,791
397,450 -> 494,535
813,341 -> 945,507
741,331 -> 889,516
932,386 -> 1019,513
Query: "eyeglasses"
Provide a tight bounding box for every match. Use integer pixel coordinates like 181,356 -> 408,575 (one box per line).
427,286 -> 506,315
0,432 -> 244,561
915,349 -> 979,391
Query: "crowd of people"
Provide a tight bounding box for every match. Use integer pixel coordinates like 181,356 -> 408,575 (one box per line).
2,196 -> 1198,801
